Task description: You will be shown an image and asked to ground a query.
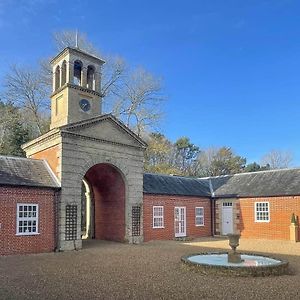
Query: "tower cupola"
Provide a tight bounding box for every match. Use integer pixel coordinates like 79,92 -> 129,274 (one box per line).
50,47 -> 105,129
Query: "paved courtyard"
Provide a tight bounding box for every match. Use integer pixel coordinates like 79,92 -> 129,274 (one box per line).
0,238 -> 299,300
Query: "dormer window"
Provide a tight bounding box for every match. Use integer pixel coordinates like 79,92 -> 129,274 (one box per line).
87,65 -> 95,90
74,60 -> 82,86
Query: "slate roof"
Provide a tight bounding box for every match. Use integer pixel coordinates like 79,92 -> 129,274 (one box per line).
0,156 -> 60,189
210,168 -> 300,198
2,155 -> 300,198
143,173 -> 211,197
144,168 -> 300,198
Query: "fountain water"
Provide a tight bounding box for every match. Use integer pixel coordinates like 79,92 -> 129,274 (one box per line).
181,235 -> 289,276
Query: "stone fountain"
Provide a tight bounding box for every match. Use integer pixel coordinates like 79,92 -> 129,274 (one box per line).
227,234 -> 243,263
181,235 -> 289,276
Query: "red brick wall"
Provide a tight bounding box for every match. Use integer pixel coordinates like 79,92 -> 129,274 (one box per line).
85,164 -> 125,242
0,186 -> 57,255
143,194 -> 212,241
237,196 -> 300,240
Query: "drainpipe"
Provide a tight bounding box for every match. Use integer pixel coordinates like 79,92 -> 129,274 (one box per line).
54,189 -> 60,252
209,179 -> 215,237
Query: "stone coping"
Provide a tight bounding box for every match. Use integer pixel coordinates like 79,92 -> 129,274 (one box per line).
181,251 -> 289,277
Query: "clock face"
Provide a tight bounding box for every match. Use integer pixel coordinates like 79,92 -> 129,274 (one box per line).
79,99 -> 91,112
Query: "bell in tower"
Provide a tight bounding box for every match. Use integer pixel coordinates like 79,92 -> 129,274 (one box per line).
50,47 -> 105,129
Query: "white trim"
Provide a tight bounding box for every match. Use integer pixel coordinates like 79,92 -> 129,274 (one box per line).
174,206 -> 186,237
221,202 -> 233,235
16,203 -> 39,236
153,206 -> 164,229
195,207 -> 204,226
42,159 -> 61,187
254,201 -> 270,223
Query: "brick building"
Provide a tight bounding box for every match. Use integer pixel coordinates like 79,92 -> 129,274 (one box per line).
0,156 -> 59,255
0,46 -> 299,256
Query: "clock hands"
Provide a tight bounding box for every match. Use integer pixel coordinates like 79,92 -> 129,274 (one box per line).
79,99 -> 91,111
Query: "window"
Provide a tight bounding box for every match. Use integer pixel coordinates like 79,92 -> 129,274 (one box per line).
195,207 -> 204,226
223,202 -> 233,207
255,202 -> 270,222
16,204 -> 39,235
153,206 -> 164,228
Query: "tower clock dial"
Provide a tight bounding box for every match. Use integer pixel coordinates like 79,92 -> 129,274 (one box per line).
79,99 -> 91,112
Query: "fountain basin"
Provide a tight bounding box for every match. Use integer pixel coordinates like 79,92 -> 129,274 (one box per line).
182,252 -> 289,277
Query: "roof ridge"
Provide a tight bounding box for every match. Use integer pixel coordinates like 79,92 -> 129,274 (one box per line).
197,174 -> 232,180
197,167 -> 300,180
230,167 -> 300,177
144,172 -> 201,181
0,155 -> 44,162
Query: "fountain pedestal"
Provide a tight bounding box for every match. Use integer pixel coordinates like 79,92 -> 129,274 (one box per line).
228,250 -> 242,263
227,234 -> 242,263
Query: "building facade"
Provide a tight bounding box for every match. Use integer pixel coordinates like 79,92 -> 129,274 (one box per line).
0,46 -> 299,256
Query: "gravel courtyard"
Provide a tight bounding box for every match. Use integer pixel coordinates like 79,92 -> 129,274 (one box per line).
0,238 -> 299,300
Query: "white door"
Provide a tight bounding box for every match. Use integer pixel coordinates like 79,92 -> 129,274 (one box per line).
222,202 -> 233,235
174,207 -> 186,237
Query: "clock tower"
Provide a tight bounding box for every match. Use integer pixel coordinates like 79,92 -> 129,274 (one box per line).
50,47 -> 105,129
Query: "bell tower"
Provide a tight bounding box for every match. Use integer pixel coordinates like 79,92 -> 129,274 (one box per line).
50,47 -> 105,129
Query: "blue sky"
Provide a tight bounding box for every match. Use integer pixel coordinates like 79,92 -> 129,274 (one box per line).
0,0 -> 300,165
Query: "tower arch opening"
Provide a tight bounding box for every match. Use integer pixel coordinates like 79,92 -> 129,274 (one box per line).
81,163 -> 126,242
61,60 -> 67,86
73,60 -> 83,86
55,65 -> 60,90
87,65 -> 95,90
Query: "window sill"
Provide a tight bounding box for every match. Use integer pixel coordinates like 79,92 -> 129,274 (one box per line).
196,224 -> 205,227
153,227 -> 165,229
254,220 -> 270,223
16,233 -> 40,236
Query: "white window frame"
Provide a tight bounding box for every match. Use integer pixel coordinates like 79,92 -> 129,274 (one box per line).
255,201 -> 270,223
153,206 -> 164,229
16,203 -> 39,235
195,207 -> 204,226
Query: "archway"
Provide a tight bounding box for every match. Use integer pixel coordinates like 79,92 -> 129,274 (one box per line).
81,163 -> 126,242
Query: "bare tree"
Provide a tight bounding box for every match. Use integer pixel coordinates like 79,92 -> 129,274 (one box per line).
3,65 -> 49,135
109,67 -> 165,136
261,150 -> 293,169
196,147 -> 219,177
101,54 -> 126,99
53,30 -> 99,56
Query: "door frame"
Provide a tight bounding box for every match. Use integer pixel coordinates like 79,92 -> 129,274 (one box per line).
221,201 -> 233,235
174,206 -> 187,237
